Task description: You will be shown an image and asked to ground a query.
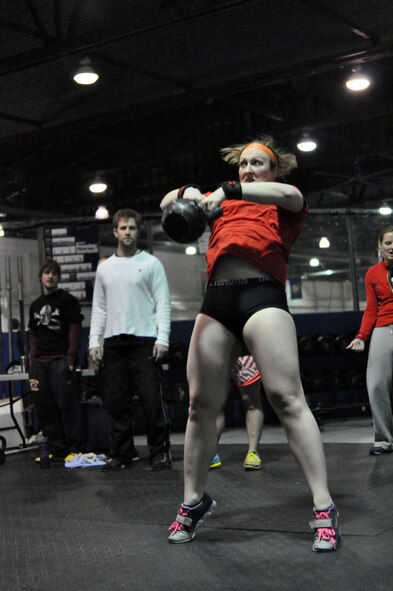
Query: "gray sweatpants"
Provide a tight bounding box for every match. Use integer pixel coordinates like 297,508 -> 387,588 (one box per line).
367,325 -> 393,449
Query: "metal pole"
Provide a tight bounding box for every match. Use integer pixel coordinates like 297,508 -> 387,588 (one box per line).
4,257 -> 25,446
0,264 -> 3,369
345,216 -> 359,311
17,256 -> 25,357
5,256 -> 13,365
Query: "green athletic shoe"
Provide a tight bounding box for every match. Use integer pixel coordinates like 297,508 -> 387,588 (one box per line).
243,450 -> 261,470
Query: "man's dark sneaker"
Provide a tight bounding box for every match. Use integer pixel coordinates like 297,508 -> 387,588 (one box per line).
100,457 -> 132,472
309,503 -> 341,552
152,452 -> 172,471
168,493 -> 217,543
369,445 -> 393,455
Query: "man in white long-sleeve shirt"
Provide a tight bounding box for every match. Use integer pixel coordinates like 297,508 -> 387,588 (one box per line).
89,208 -> 172,471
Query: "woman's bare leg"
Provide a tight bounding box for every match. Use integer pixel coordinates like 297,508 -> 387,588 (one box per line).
241,380 -> 264,452
215,411 -> 226,446
183,314 -> 241,504
244,308 -> 332,509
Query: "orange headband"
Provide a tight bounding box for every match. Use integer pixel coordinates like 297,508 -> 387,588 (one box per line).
242,143 -> 279,166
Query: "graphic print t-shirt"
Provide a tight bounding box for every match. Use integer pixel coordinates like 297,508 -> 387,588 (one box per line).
28,289 -> 83,357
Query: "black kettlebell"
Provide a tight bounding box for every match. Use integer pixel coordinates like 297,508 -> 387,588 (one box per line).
0,435 -> 6,465
161,200 -> 223,244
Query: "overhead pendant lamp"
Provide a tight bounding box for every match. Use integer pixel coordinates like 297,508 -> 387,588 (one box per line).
345,66 -> 370,92
379,206 -> 392,216
185,246 -> 197,255
95,205 -> 109,220
319,237 -> 330,249
89,178 -> 107,193
73,56 -> 99,86
296,132 -> 317,153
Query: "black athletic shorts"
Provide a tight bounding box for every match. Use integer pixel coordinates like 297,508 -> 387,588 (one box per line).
199,277 -> 289,340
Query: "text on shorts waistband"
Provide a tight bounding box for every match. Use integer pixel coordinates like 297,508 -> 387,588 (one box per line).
207,277 -> 275,288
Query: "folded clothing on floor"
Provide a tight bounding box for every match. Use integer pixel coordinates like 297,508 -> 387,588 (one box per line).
65,452 -> 107,468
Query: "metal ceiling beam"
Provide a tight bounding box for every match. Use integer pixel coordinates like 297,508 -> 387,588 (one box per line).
66,0 -> 83,38
0,205 -> 76,220
23,0 -> 53,43
299,0 -> 379,43
0,15 -> 44,39
215,96 -> 285,122
0,111 -> 41,127
289,101 -> 393,136
53,0 -> 64,40
90,49 -> 192,91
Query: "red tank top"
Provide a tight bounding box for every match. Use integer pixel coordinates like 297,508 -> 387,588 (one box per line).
206,196 -> 308,285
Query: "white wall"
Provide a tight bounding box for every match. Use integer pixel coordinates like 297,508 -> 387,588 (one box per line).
155,250 -> 205,321
287,278 -> 360,314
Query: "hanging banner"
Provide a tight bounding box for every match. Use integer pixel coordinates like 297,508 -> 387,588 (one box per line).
289,276 -> 303,300
43,225 -> 98,304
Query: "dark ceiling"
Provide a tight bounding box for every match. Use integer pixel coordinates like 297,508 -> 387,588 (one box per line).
0,0 -> 393,239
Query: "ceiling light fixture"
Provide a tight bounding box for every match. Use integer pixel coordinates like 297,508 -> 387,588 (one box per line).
95,205 -> 109,220
185,246 -> 197,255
319,237 -> 330,248
73,57 -> 99,86
89,178 -> 107,193
379,206 -> 392,216
296,133 -> 317,153
309,257 -> 320,267
345,66 -> 370,92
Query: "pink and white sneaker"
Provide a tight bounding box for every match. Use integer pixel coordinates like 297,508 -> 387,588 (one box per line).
309,504 -> 341,552
168,493 -> 216,544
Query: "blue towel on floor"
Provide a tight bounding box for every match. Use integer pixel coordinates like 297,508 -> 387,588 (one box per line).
65,453 -> 107,468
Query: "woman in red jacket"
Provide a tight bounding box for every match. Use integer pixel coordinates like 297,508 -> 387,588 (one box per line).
347,225 -> 393,455
161,135 -> 340,552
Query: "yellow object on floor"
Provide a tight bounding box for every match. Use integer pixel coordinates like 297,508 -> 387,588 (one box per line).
243,450 -> 261,470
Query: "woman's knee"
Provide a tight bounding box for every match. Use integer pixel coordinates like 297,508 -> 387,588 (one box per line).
367,380 -> 390,398
188,391 -> 220,422
266,388 -> 305,418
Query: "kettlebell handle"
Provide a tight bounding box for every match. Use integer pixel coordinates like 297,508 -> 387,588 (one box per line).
161,200 -> 223,244
206,207 -> 223,222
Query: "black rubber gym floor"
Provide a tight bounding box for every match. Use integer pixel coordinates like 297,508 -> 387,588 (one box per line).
1,442 -> 392,591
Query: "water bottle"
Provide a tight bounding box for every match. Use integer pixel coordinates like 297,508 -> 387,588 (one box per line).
20,356 -> 27,373
38,435 -> 51,469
